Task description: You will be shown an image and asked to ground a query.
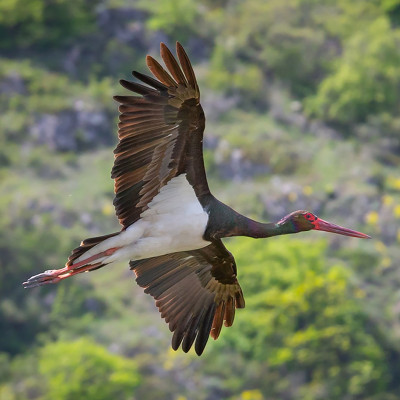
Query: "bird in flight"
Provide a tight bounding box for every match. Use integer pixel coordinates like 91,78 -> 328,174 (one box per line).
23,43 -> 370,355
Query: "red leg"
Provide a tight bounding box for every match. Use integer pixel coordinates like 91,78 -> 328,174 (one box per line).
23,247 -> 120,288
57,262 -> 103,281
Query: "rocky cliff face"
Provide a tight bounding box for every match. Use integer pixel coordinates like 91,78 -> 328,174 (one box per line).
29,109 -> 113,152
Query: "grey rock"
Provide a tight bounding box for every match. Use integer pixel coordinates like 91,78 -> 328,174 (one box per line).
0,72 -> 26,95
29,108 -> 113,152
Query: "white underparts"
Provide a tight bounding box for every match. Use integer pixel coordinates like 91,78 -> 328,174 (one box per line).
74,174 -> 209,266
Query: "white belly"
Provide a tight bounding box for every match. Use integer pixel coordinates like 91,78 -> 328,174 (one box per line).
116,213 -> 209,261
76,174 -> 210,265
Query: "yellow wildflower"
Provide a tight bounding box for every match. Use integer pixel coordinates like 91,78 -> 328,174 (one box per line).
354,288 -> 366,299
387,176 -> 400,190
365,211 -> 379,225
381,257 -> 392,269
240,390 -> 264,400
302,185 -> 313,196
382,195 -> 394,206
374,241 -> 386,253
102,203 -> 114,216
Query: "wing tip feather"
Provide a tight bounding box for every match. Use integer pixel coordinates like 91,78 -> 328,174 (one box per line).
145,54 -> 153,65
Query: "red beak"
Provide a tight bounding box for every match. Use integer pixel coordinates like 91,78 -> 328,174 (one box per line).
314,218 -> 371,239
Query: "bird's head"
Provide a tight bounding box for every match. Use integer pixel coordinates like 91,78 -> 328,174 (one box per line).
277,210 -> 370,238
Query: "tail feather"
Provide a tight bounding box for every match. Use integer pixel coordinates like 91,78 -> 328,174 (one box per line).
23,232 -> 120,288
66,232 -> 119,266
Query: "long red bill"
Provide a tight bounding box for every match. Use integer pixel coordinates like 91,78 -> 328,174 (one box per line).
314,218 -> 371,239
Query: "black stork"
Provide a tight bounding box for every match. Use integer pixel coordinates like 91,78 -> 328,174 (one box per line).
23,43 -> 370,355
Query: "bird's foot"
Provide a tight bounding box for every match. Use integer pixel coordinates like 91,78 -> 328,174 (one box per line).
22,262 -> 104,288
22,269 -> 66,288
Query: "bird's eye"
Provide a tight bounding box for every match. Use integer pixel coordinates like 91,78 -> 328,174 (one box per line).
305,213 -> 314,221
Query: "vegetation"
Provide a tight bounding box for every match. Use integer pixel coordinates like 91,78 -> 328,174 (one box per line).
1,0 -> 400,399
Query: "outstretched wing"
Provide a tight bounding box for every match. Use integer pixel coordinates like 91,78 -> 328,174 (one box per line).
130,240 -> 245,356
113,42 -> 209,229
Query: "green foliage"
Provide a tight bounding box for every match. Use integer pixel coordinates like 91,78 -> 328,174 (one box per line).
140,0 -> 202,42
0,0 -> 99,49
39,338 -> 140,400
0,58 -> 115,114
215,237 -> 389,398
0,58 -> 115,154
204,0 -> 400,128
210,110 -> 311,174
208,44 -> 264,101
306,17 -> 400,123
207,0 -> 336,98
0,339 -> 140,400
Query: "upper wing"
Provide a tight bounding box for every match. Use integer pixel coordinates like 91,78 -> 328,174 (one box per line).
130,240 -> 245,356
112,42 -> 209,229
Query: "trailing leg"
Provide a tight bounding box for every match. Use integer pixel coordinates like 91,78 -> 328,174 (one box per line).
23,232 -> 120,288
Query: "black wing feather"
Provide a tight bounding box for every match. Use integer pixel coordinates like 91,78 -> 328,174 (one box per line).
112,42 -> 208,229
130,240 -> 245,355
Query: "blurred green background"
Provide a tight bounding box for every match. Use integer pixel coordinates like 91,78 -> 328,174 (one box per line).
1,0 -> 400,399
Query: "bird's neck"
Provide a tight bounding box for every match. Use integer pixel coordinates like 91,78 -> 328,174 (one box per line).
235,216 -> 296,239
203,196 -> 298,240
